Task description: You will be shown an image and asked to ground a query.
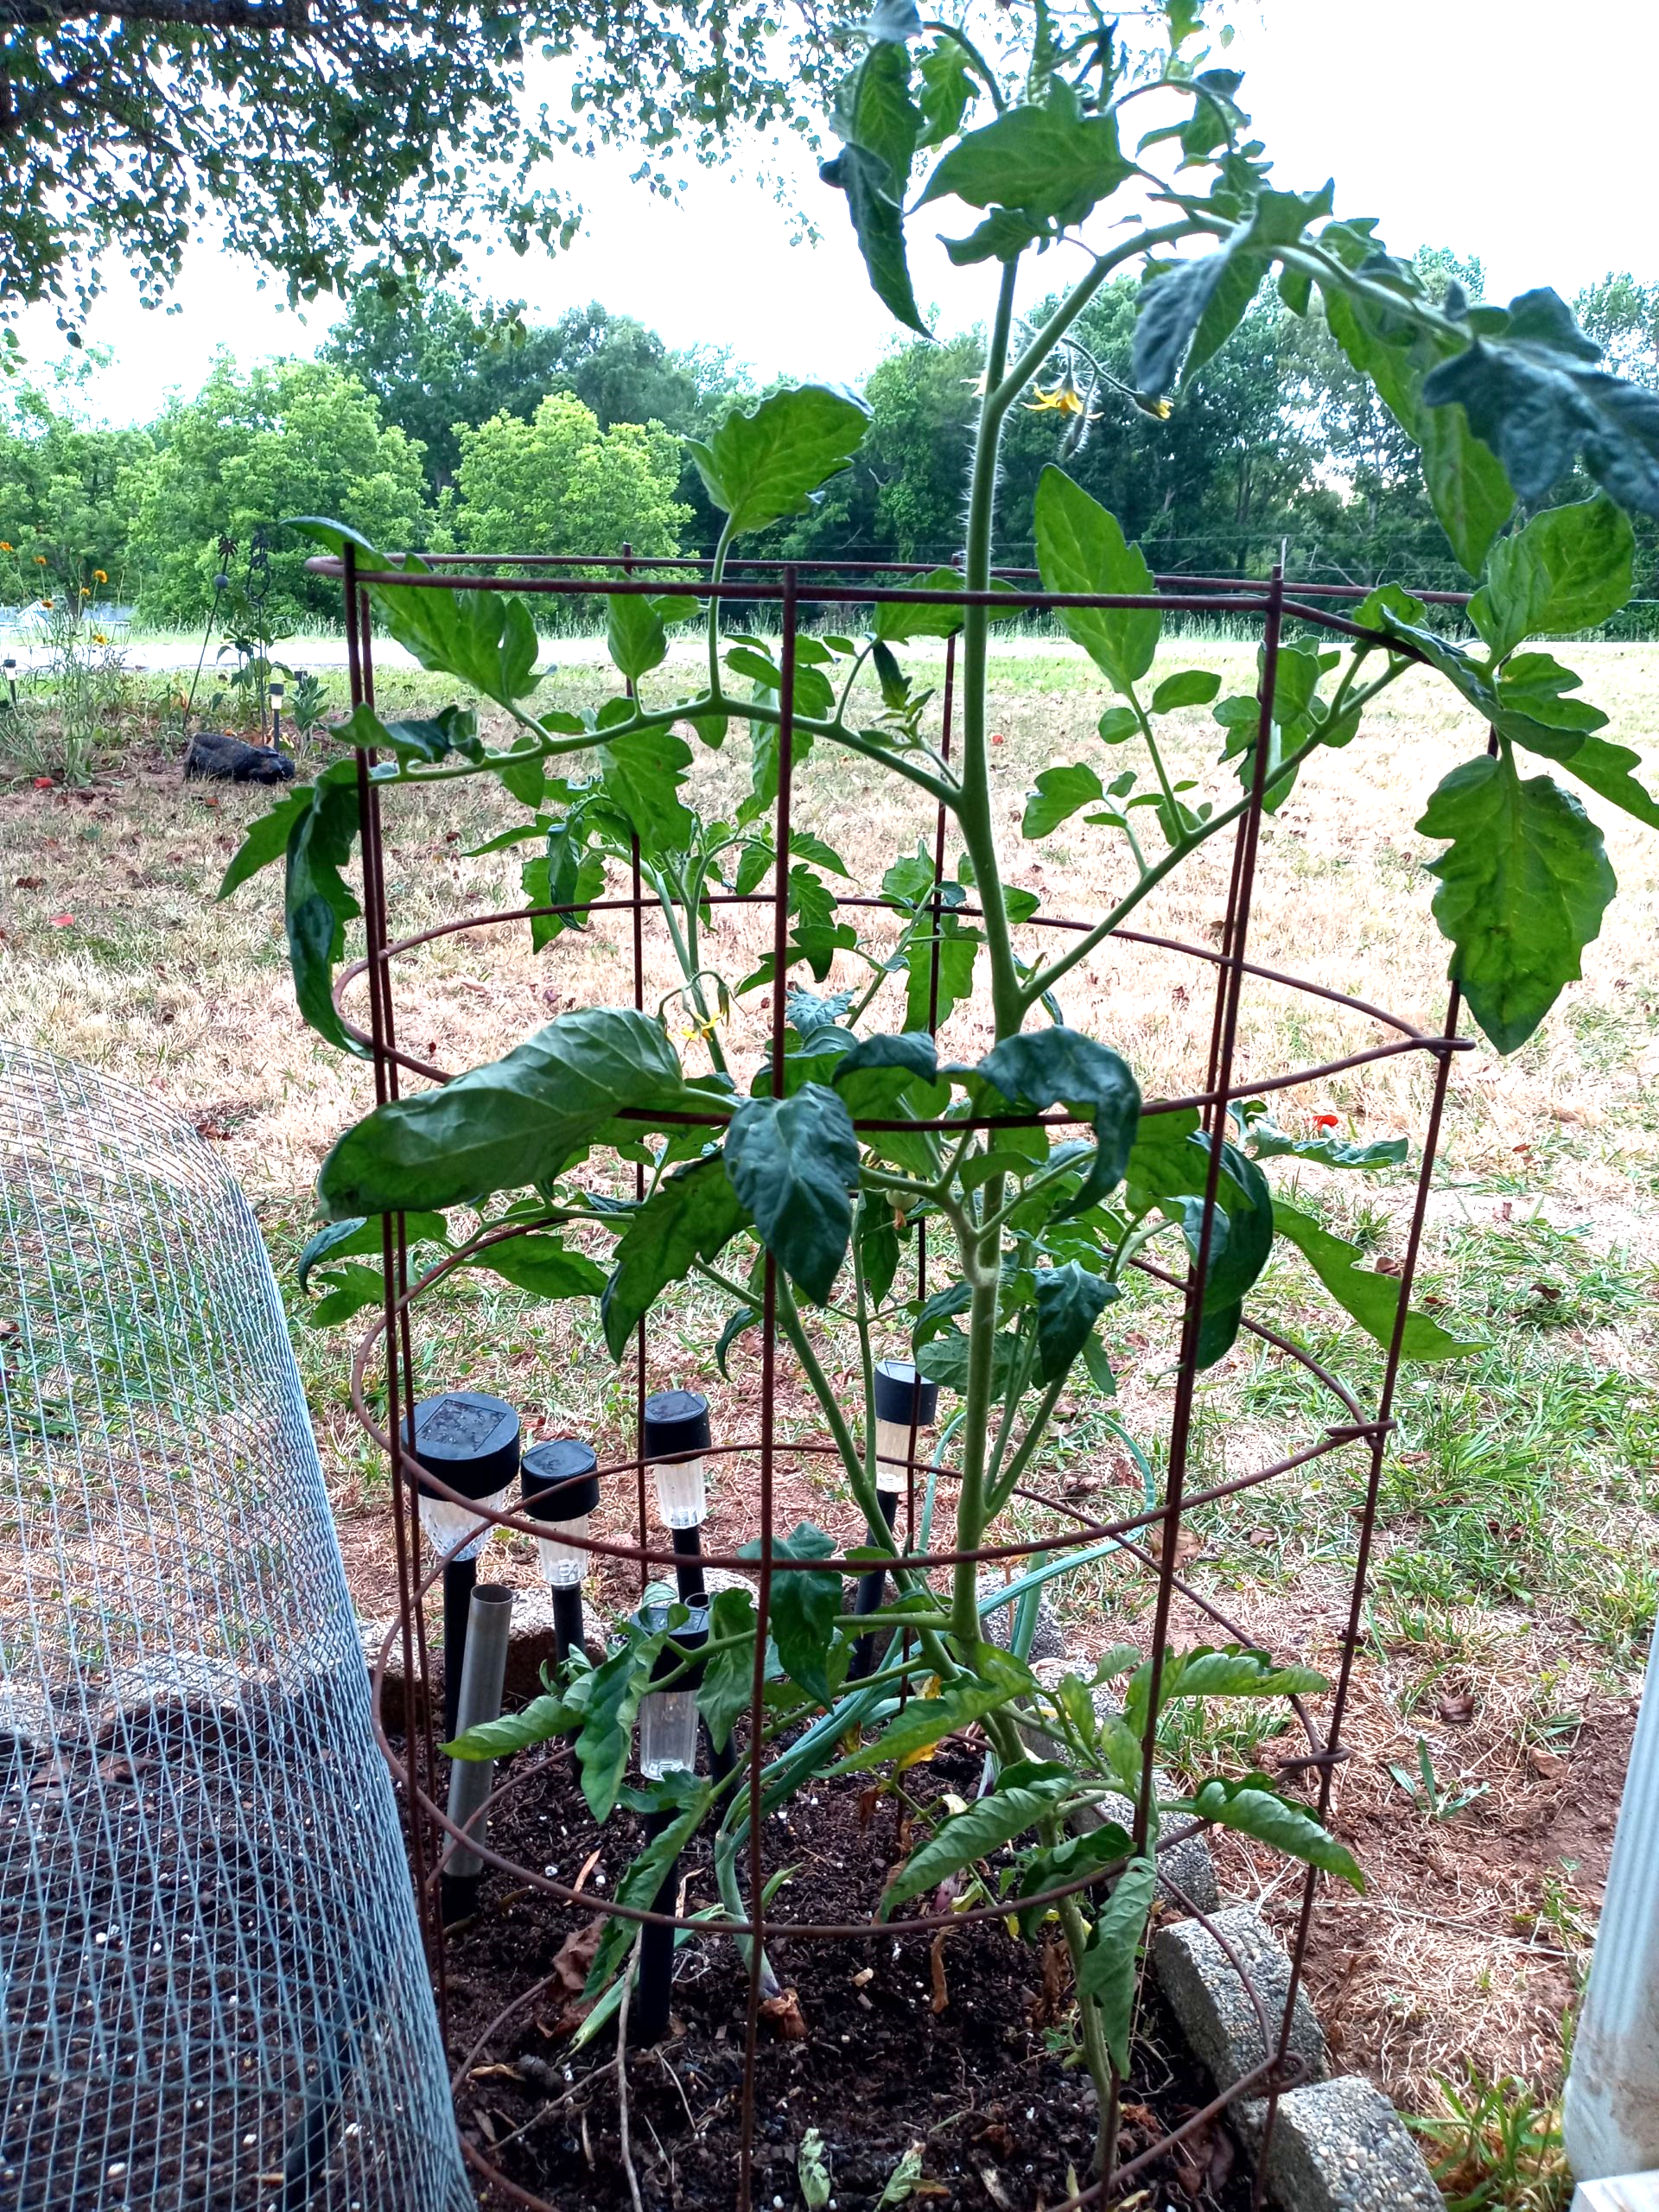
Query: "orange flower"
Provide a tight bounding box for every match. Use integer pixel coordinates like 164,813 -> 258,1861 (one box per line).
93,569 -> 107,584
79,585 -> 91,598
0,540 -> 13,552
34,554 -> 47,565
38,599 -> 51,610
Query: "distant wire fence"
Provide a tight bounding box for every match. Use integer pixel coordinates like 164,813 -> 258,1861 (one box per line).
0,1044 -> 468,2212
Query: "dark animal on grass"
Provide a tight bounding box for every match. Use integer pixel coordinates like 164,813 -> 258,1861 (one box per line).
184,730 -> 295,784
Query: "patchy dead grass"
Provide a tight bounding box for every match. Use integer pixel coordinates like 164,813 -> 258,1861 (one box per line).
3,633 -> 1656,2171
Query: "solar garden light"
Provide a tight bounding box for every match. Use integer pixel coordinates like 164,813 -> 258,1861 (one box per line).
632,1596 -> 710,2044
849,1361 -> 938,1680
3,656 -> 16,712
643,1389 -> 711,1605
439,1581 -> 514,1926
401,1391 -> 521,1742
269,673 -> 284,747
520,1437 -> 601,1665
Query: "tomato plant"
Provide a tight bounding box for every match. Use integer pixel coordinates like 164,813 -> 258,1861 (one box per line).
229,1 -> 1659,2177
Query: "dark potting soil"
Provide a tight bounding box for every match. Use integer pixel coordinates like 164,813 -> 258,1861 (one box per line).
439,1736 -> 1251,2212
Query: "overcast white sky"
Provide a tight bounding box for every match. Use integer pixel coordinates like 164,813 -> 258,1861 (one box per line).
15,0 -> 1656,423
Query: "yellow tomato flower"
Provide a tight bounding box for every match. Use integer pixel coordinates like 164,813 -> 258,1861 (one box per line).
1025,374 -> 1096,420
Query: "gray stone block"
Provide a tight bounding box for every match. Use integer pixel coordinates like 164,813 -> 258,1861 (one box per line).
1236,2076 -> 1441,2212
1152,1904 -> 1328,2094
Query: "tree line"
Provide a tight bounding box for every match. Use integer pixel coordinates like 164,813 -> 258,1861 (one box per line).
4,268 -> 1657,630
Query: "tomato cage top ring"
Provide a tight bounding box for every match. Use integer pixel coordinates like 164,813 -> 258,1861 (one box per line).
322,541 -> 1472,2212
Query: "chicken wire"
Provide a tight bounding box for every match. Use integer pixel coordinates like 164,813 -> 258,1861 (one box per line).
0,1042 -> 469,2212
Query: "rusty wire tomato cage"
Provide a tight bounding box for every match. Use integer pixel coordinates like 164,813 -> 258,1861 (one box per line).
308,538 -> 1473,2212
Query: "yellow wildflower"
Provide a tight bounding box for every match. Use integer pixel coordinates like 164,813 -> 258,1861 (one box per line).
0,541 -> 13,553
92,632 -> 109,645
34,554 -> 47,565
79,585 -> 91,597
93,569 -> 107,584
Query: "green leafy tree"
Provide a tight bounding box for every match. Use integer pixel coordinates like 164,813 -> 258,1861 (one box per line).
451,393 -> 690,559
0,364 -> 151,584
1576,274 -> 1659,389
319,291 -> 572,490
226,4 -> 1659,2182
124,354 -> 429,625
1,2 -> 868,330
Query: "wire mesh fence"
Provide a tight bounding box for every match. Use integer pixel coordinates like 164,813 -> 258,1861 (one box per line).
0,1043 -> 468,2212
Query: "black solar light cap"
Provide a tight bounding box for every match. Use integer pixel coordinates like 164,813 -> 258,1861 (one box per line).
403,1391 -> 521,1500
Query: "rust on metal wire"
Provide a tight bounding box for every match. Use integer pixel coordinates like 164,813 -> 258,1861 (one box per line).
331,547 -> 1465,2211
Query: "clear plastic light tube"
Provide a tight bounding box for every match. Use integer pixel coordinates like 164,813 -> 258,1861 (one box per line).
534,1514 -> 590,1587
418,1484 -> 510,1564
638,1686 -> 701,1779
874,1419 -> 917,1496
651,1455 -> 706,1530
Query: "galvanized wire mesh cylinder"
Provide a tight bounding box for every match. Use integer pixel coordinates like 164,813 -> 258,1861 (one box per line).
0,1043 -> 468,2212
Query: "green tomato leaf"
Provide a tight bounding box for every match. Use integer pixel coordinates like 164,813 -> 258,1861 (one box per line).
1272,1201 -> 1480,1362
687,385 -> 871,539
1179,1775 -> 1364,1890
444,1686 -> 582,1762
832,36 -> 919,181
296,1211 -> 449,1294
917,105 -> 1132,225
881,1757 -> 1071,1914
280,761 -> 365,1057
1422,289 -> 1659,516
1419,399 -> 1516,577
575,1630 -> 660,1821
874,567 -> 969,640
464,1233 -> 607,1302
601,728 -> 696,859
316,1007 -> 691,1217
291,522 -> 543,709
1033,1262 -> 1120,1384
738,1521 -> 842,1704
1150,669 -> 1222,712
698,1586 -> 761,1752
904,910 -> 982,1032
605,594 -> 668,683
1416,753 -> 1616,1053
601,1154 -> 748,1359
1033,467 -> 1160,695
725,1084 -> 861,1304
976,1027 -> 1141,1217
1077,1858 -> 1158,2075
1471,495 -> 1635,658
1023,762 -> 1104,838
822,143 -> 929,336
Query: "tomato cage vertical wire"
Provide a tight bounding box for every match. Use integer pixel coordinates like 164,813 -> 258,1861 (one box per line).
312,543 -> 1472,2212
344,548 -> 448,2002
